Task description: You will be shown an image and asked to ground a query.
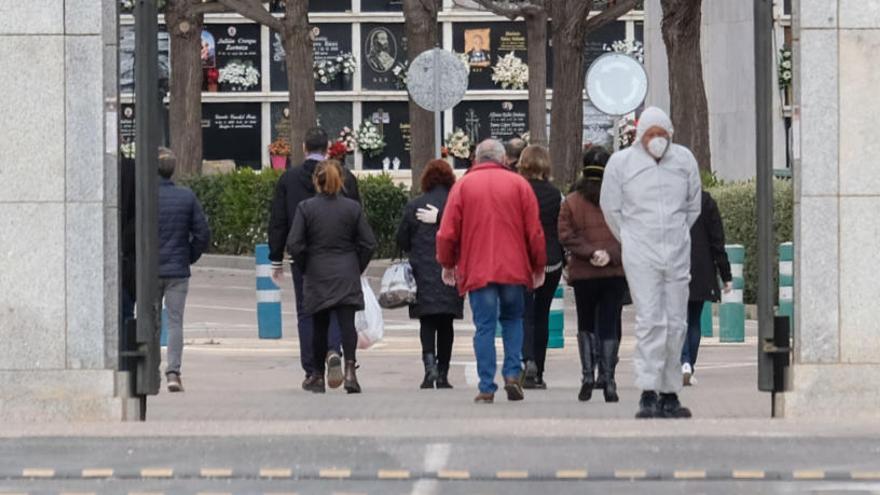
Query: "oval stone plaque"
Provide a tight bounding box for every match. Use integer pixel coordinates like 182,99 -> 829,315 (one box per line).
406,48 -> 469,112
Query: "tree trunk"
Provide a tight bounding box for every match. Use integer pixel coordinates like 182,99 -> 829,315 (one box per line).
282,0 -> 316,166
166,0 -> 204,177
661,0 -> 711,171
547,0 -> 592,185
403,0 -> 440,185
524,9 -> 548,147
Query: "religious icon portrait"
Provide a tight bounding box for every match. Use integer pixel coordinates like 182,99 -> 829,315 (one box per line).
201,30 -> 216,68
464,28 -> 491,68
365,27 -> 398,73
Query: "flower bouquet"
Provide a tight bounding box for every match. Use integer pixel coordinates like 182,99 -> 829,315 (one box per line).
339,53 -> 357,78
778,47 -> 792,91
218,60 -> 260,91
445,129 -> 472,160
269,138 -> 291,170
491,52 -> 528,90
354,121 -> 386,158
327,141 -> 349,161
314,58 -> 341,85
603,40 -> 645,64
205,67 -> 219,92
338,127 -> 357,153
392,61 -> 410,90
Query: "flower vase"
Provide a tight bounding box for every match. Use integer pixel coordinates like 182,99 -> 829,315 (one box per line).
271,155 -> 287,170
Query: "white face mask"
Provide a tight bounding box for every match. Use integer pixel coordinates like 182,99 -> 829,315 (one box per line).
646,137 -> 670,160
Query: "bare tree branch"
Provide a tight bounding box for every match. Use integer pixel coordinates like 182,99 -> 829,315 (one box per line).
191,1 -> 231,15
217,0 -> 283,31
455,0 -> 525,20
584,0 -> 640,31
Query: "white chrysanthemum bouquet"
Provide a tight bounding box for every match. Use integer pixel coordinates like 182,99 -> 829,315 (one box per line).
491,52 -> 528,90
354,121 -> 386,158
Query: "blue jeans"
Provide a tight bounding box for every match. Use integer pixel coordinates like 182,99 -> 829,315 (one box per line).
292,264 -> 342,376
469,284 -> 526,394
681,300 -> 705,368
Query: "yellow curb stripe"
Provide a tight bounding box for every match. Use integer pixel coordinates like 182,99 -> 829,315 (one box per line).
437,469 -> 470,480
496,470 -> 529,479
674,470 -> 706,480
852,471 -> 880,480
319,468 -> 352,479
614,469 -> 647,479
140,468 -> 173,478
82,468 -> 114,478
793,470 -> 825,480
556,469 -> 588,479
732,470 -> 766,479
200,468 -> 233,478
377,470 -> 411,480
22,468 -> 55,478
260,468 -> 293,478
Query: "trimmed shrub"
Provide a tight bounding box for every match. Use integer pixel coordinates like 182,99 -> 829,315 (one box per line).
358,173 -> 410,259
185,169 -> 411,258
707,178 -> 793,304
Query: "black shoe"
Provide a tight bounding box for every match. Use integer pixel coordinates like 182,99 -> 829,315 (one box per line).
600,339 -> 620,403
436,363 -> 453,389
522,360 -> 539,389
344,360 -> 361,394
533,376 -> 548,390
635,391 -> 659,419
577,332 -> 594,402
658,393 -> 692,418
302,374 -> 326,394
420,353 -> 438,389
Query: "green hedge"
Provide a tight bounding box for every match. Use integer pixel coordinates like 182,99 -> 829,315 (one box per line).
183,169 -> 409,258
707,178 -> 793,304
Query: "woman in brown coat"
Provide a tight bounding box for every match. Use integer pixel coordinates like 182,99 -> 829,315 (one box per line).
558,151 -> 626,403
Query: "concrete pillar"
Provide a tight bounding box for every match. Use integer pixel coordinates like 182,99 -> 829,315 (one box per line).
783,0 -> 880,418
0,1 -> 129,420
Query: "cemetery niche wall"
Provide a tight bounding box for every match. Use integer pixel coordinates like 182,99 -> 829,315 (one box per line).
118,3 -> 642,173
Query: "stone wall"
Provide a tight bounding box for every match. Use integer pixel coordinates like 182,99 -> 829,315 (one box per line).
782,0 -> 880,417
0,1 -> 127,420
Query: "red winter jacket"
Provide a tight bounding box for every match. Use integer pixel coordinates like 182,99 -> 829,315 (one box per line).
436,161 -> 547,295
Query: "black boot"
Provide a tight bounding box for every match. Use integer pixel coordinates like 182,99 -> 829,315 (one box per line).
577,332 -> 594,402
436,361 -> 453,389
601,339 -> 620,403
658,393 -> 692,418
592,332 -> 605,390
522,360 -> 539,389
420,353 -> 438,389
635,391 -> 659,419
344,360 -> 361,394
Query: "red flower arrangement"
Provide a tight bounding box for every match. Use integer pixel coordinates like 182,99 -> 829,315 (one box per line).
327,140 -> 349,161
206,68 -> 219,84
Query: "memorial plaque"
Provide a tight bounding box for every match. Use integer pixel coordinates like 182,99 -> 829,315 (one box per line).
584,21 -> 627,71
583,101 -> 616,149
453,22 -> 527,90
271,24 -> 353,92
360,102 -> 416,170
270,102 -> 353,143
635,21 -> 644,44
202,103 -> 262,169
407,49 -> 469,112
361,24 -> 408,90
453,100 -> 529,144
205,24 -> 262,92
119,25 -> 170,93
118,103 -> 170,155
362,0 -> 403,12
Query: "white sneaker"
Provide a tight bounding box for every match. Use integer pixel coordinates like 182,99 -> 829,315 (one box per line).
682,363 -> 693,386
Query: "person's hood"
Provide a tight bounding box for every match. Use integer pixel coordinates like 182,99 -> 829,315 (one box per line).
636,106 -> 674,142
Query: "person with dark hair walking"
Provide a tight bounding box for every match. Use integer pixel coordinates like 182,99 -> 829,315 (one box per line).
682,191 -> 732,386
558,152 -> 625,403
156,147 -> 211,393
397,159 -> 465,389
287,161 -> 377,394
517,145 -> 564,390
268,127 -> 361,392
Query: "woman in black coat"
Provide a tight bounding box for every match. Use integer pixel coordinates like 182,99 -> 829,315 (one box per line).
517,145 -> 564,390
396,159 -> 464,389
287,161 -> 377,394
681,191 -> 732,386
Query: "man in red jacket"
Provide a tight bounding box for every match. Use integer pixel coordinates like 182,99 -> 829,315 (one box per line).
437,139 -> 547,403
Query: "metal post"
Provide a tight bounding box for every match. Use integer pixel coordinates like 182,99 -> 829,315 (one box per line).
433,48 -> 442,158
754,0 -> 776,396
135,0 -> 161,399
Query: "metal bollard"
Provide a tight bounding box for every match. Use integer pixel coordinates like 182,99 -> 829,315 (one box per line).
719,244 -> 745,343
778,242 -> 794,323
255,244 -> 282,340
700,301 -> 713,338
160,306 -> 168,347
547,285 -> 565,349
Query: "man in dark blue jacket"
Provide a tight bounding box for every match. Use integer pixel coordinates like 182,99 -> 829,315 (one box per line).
158,148 -> 211,393
268,127 -> 360,392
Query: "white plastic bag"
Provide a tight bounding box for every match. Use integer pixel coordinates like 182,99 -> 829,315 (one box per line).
378,260 -> 418,309
355,277 -> 384,349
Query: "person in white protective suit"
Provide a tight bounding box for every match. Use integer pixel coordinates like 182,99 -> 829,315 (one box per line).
600,107 -> 701,419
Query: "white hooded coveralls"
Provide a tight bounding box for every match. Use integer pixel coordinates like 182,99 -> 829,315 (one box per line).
600,107 -> 701,393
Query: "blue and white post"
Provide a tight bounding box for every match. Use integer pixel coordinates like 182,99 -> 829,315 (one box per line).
719,244 -> 746,343
778,242 -> 794,323
255,244 -> 282,340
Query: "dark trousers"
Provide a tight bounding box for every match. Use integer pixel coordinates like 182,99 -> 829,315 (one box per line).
291,264 -> 342,376
681,300 -> 705,368
572,277 -> 626,341
313,305 -> 359,374
419,314 -> 455,368
522,268 -> 563,375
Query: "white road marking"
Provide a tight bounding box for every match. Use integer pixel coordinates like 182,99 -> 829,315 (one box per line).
410,443 -> 451,495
